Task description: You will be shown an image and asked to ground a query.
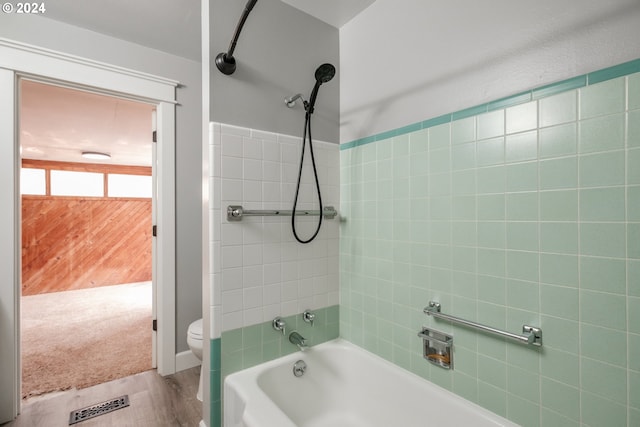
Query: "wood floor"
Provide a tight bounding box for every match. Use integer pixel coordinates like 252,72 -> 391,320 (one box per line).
2,367 -> 202,427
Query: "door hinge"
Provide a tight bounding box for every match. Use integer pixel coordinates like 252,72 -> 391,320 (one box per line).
153,225 -> 157,236
152,130 -> 157,143
152,319 -> 157,331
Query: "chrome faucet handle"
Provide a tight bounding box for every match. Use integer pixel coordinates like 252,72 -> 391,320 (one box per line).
302,309 -> 315,326
272,317 -> 286,335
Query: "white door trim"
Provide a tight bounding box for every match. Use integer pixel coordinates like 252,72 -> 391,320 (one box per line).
0,67 -> 20,424
155,100 -> 177,376
0,38 -> 177,423
0,39 -> 177,102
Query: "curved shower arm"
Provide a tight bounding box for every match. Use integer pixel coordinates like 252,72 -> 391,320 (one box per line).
226,0 -> 258,58
216,0 -> 259,75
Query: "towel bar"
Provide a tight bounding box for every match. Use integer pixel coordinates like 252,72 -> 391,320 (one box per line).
227,205 -> 337,221
424,301 -> 542,347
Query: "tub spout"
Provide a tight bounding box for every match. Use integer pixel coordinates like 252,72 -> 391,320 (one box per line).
289,331 -> 308,351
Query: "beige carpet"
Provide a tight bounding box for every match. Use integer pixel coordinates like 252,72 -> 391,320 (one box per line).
21,282 -> 152,399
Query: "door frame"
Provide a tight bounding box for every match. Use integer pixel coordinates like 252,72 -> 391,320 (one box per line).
0,38 -> 178,422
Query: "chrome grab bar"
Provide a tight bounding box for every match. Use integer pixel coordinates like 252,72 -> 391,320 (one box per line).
424,301 -> 542,347
227,205 -> 337,221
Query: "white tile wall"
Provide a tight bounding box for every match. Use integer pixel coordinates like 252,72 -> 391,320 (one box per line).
209,122 -> 340,336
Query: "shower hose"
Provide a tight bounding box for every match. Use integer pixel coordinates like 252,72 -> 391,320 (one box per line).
291,111 -> 323,244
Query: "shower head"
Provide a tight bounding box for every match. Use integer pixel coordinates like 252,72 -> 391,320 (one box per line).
307,63 -> 336,114
315,63 -> 336,84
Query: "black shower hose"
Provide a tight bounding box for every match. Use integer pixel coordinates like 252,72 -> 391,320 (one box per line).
291,111 -> 323,244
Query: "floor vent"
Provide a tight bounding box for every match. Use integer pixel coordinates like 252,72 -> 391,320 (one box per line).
69,395 -> 130,425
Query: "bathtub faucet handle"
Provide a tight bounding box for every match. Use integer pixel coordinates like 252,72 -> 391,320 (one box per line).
272,317 -> 286,336
302,309 -> 315,326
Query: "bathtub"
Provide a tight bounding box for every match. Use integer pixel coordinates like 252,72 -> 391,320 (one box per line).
224,338 -> 518,427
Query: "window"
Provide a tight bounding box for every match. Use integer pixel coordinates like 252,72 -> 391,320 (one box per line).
21,162 -> 151,198
20,168 -> 46,195
108,174 -> 152,198
50,170 -> 104,197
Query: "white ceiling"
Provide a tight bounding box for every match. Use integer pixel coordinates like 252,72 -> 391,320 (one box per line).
281,0 -> 376,28
22,0 -> 631,165
39,0 -> 373,64
20,80 -> 155,167
22,0 -> 374,167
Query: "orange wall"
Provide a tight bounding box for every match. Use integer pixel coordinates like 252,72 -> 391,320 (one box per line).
22,196 -> 152,295
21,160 -> 152,295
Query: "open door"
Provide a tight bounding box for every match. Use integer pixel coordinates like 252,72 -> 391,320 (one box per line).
18,79 -> 158,398
0,39 -> 177,423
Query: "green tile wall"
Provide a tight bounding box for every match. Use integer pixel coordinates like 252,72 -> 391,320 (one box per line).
340,64 -> 640,427
220,305 -> 339,376
210,338 -> 221,427
214,306 -> 338,425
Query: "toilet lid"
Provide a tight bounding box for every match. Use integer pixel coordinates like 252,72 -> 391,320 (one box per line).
188,319 -> 203,339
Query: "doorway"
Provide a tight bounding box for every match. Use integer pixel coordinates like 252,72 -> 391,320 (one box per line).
19,80 -> 156,398
0,39 -> 177,423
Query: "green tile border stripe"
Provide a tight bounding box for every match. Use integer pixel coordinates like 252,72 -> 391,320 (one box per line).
531,75 -> 587,100
488,91 -> 532,111
341,57 -> 640,151
452,104 -> 488,120
210,337 -> 222,427
588,57 -> 640,84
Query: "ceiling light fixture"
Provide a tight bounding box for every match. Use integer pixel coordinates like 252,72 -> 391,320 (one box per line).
81,151 -> 111,160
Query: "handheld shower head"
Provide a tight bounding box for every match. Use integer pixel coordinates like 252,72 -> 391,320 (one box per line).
290,64 -> 335,244
307,63 -> 336,114
315,63 -> 336,84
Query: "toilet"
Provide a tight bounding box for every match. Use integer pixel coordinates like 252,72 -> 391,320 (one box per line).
187,318 -> 204,401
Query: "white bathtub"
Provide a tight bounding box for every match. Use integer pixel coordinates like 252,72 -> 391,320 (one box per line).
224,338 -> 518,427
